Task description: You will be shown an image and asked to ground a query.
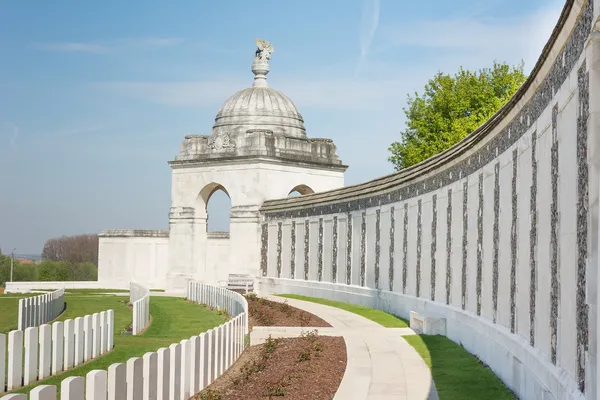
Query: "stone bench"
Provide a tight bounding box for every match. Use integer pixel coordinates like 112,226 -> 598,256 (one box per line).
410,310 -> 446,335
218,274 -> 254,294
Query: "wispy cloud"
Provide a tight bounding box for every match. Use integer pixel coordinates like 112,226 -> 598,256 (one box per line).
355,0 -> 380,78
34,42 -> 109,53
34,37 -> 182,54
90,75 -> 415,112
0,122 -> 21,152
376,1 -> 563,73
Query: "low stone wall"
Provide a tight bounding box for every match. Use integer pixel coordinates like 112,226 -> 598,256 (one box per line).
17,289 -> 65,331
4,281 -> 129,293
1,309 -> 114,393
129,283 -> 150,335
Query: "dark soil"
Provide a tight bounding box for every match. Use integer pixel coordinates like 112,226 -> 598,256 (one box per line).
193,331 -> 346,400
245,294 -> 331,329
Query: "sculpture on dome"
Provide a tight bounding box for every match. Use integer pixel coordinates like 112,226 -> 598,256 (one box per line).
254,38 -> 274,62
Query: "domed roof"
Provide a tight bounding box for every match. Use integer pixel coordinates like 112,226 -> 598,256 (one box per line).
212,43 -> 307,139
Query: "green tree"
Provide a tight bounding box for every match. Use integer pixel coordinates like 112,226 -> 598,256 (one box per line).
388,61 -> 527,170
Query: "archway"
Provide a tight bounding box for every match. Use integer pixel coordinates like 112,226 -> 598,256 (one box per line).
287,184 -> 314,198
199,183 -> 231,232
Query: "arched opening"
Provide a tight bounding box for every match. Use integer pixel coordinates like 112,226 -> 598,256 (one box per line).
287,184 -> 315,198
199,183 -> 231,233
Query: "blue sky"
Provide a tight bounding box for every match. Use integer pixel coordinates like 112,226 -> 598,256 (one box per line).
0,0 -> 563,255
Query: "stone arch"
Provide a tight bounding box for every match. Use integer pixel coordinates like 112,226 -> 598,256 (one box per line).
198,182 -> 231,232
288,184 -> 315,197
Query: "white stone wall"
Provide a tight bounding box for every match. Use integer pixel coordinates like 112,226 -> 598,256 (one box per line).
259,1 -> 599,399
98,233 -> 169,289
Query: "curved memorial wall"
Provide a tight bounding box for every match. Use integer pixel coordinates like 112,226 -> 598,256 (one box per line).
258,1 -> 600,399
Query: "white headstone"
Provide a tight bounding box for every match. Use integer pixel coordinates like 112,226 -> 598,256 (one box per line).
199,333 -> 208,391
143,352 -> 158,400
212,328 -> 219,381
86,370 -> 108,400
24,326 -> 39,385
0,333 -> 5,394
74,317 -> 84,366
63,319 -> 75,369
107,310 -> 114,351
92,313 -> 100,358
17,299 -> 25,331
224,323 -> 230,370
38,324 -> 52,379
0,394 -> 27,400
61,376 -> 84,400
84,315 -> 93,362
205,330 -> 213,386
180,339 -> 191,400
100,311 -> 107,354
52,321 -> 64,374
108,363 -> 126,400
169,343 -> 181,400
189,336 -> 201,394
126,357 -> 143,400
156,348 -> 170,400
7,330 -> 23,390
30,385 -> 56,400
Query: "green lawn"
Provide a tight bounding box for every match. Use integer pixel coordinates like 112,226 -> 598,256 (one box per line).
404,335 -> 515,400
277,294 -> 514,400
7,295 -> 227,395
277,294 -> 408,327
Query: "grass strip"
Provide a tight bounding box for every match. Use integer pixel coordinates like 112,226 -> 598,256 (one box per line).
403,335 -> 515,400
277,294 -> 408,327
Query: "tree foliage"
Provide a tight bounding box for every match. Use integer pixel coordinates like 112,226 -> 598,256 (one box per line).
0,255 -> 97,286
42,234 -> 99,266
388,61 -> 527,170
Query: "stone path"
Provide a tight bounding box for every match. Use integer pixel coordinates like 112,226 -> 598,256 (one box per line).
253,295 -> 439,400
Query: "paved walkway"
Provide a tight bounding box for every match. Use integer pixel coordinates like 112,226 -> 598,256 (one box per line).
253,295 -> 439,400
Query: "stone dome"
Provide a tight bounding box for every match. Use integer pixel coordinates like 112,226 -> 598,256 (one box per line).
211,50 -> 307,139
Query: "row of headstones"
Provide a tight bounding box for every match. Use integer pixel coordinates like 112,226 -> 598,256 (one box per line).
0,313 -> 247,400
187,282 -> 248,333
0,310 -> 114,392
129,283 -> 148,305
132,293 -> 149,336
18,290 -> 65,331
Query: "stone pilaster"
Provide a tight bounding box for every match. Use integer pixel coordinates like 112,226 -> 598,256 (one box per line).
167,207 -> 198,291
585,21 -> 600,398
230,205 -> 261,277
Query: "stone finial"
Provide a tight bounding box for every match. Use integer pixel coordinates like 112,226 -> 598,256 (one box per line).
252,38 -> 273,88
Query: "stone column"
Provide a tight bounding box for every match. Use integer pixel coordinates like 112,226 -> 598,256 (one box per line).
586,20 -> 600,400
191,216 -> 208,282
229,205 -> 261,278
167,206 -> 197,291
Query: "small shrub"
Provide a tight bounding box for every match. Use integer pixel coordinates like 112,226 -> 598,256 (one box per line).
313,341 -> 324,353
297,348 -> 311,362
240,359 -> 266,380
264,335 -> 280,358
301,329 -> 319,341
266,385 -> 286,397
200,390 -> 222,400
